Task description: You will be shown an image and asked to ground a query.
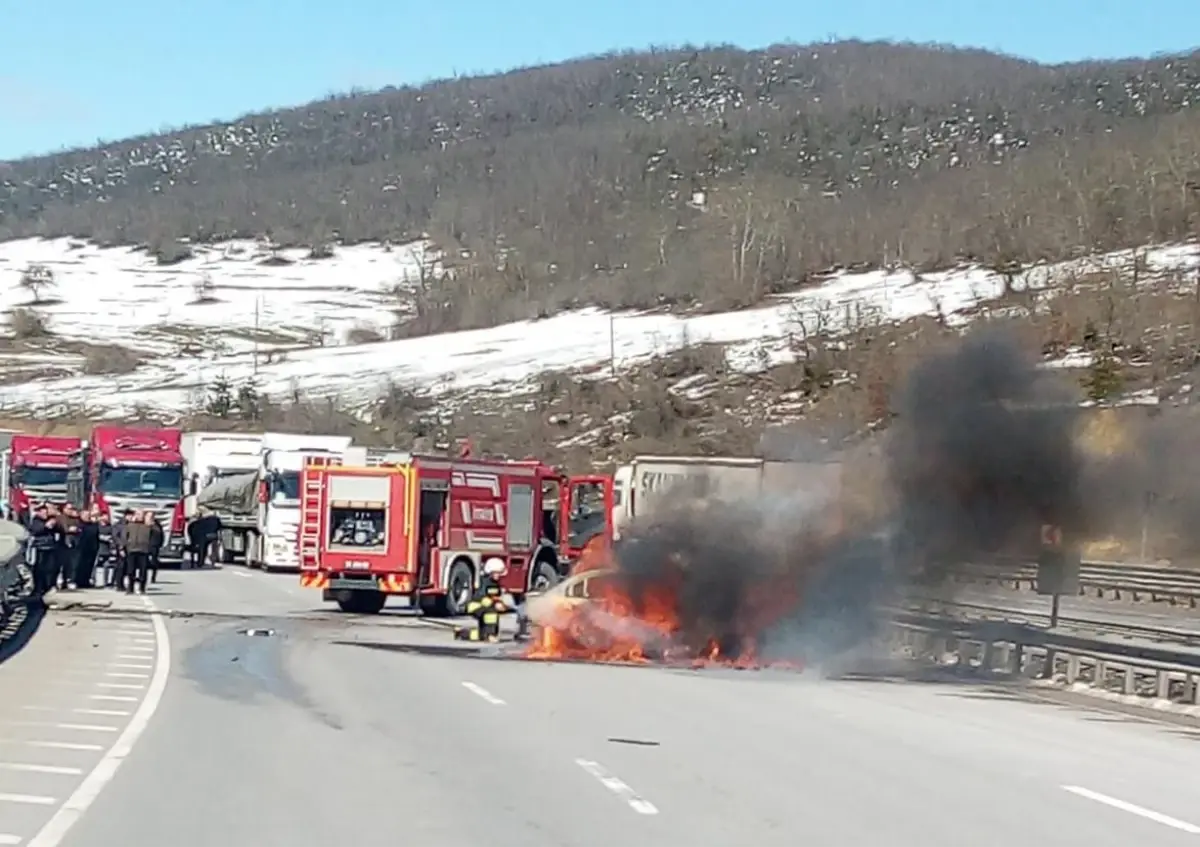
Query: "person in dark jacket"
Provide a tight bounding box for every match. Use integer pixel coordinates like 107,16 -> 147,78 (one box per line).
27,504 -> 58,599
124,513 -> 155,595
75,510 -> 100,589
111,509 -> 135,591
148,516 -> 164,584
58,504 -> 82,590
94,513 -> 116,587
187,514 -> 222,568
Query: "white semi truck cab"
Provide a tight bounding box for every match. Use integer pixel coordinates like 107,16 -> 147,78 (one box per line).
253,433 -> 353,571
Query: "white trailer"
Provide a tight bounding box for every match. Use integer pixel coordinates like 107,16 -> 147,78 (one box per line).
182,432 -> 265,520
611,455 -> 843,539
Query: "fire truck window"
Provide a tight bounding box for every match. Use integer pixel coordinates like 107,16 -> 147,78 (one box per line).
568,482 -> 607,548
327,507 -> 386,550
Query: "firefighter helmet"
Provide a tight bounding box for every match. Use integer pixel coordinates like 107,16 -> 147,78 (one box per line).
482,557 -> 507,577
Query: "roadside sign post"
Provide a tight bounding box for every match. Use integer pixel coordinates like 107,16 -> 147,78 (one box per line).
1036,524 -> 1079,630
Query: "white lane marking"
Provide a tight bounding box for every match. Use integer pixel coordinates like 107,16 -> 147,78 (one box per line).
230,571 -> 252,579
95,683 -> 143,690
104,672 -> 148,679
0,794 -> 56,805
29,596 -> 169,847
575,758 -> 659,815
116,654 -> 150,661
107,663 -> 151,670
121,638 -> 155,645
117,645 -> 153,652
0,741 -> 102,752
9,723 -> 118,734
89,695 -> 137,703
114,626 -> 150,632
1062,786 -> 1200,834
0,834 -> 22,844
74,708 -> 130,717
0,764 -> 82,776
461,682 -> 506,706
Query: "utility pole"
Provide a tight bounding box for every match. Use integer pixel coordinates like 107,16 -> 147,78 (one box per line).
609,314 -> 616,377
253,296 -> 261,378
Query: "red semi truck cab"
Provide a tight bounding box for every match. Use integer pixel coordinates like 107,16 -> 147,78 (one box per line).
5,434 -> 83,523
67,426 -> 188,561
298,453 -> 613,616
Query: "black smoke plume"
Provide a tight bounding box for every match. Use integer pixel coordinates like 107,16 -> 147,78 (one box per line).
885,327 -> 1085,577
604,325 -> 1200,664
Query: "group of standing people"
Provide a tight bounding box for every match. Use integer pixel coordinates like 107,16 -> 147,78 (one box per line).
25,503 -> 163,599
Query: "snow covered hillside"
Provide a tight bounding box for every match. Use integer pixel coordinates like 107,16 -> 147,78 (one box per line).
0,237 -> 440,354
0,236 -> 1198,419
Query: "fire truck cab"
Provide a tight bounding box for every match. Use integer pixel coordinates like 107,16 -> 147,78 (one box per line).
298,453 -> 613,616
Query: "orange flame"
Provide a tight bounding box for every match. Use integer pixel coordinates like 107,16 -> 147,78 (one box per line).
522,542 -> 802,671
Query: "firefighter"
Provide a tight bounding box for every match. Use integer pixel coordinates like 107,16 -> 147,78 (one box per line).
455,558 -> 508,642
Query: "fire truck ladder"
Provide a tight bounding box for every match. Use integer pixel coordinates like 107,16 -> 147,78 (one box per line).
299,454 -> 341,570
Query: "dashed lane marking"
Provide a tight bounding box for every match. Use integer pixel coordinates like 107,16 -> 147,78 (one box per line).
29,594 -> 171,847
0,834 -> 22,844
575,758 -> 659,815
0,741 -> 103,752
9,724 -> 118,734
1062,786 -> 1200,835
461,682 -> 506,705
0,764 -> 82,776
71,709 -> 131,718
94,683 -> 143,690
0,795 -> 56,806
88,695 -> 137,703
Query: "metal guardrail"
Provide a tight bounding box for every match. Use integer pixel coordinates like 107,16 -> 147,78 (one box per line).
954,560 -> 1200,606
901,597 -> 1200,646
888,614 -> 1200,707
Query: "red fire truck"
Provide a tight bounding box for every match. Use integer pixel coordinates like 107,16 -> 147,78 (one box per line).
298,453 -> 612,615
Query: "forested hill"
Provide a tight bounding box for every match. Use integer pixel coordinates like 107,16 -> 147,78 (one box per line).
3,41 -> 1199,327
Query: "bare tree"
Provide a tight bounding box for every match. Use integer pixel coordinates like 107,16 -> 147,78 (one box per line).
18,264 -> 56,305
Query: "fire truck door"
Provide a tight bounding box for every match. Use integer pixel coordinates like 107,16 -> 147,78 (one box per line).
566,475 -> 613,550
417,483 -> 447,587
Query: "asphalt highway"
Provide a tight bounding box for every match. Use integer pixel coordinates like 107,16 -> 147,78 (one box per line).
1,568 -> 1200,846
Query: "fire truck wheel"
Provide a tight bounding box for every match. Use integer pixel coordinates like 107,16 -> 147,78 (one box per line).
336,591 -> 387,615
530,559 -> 559,592
443,560 -> 474,617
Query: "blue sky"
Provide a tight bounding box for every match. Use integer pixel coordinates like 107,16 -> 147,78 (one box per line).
1,0 -> 1196,161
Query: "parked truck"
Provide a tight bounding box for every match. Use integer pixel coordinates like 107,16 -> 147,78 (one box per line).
610,455 -> 844,539
3,434 -> 84,524
66,426 -> 187,562
193,431 -> 353,571
298,452 -> 613,615
181,432 -> 266,519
